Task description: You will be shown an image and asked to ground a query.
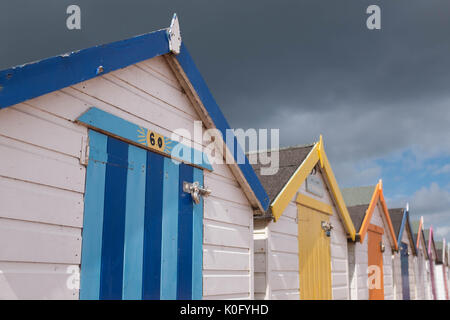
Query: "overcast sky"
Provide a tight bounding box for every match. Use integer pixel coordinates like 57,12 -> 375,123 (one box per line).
1,1 -> 449,241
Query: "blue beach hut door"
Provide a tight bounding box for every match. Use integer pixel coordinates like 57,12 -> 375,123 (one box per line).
79,130 -> 204,300
400,242 -> 410,300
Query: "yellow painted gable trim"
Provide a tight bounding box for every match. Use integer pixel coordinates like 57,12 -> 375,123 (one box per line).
271,143 -> 319,221
270,136 -> 356,241
296,193 -> 333,215
319,143 -> 356,240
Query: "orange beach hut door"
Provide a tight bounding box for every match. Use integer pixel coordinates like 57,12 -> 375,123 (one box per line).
297,197 -> 332,300
368,224 -> 384,300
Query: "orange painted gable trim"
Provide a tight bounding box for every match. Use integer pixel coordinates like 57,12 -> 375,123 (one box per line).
358,186 -> 380,242
358,180 -> 398,250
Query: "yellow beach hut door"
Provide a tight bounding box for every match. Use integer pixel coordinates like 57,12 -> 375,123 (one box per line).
297,195 -> 332,300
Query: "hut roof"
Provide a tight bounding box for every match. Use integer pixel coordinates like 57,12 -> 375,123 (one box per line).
251,144 -> 314,204
342,182 -> 398,249
347,204 -> 370,232
389,208 -> 417,255
389,208 -> 405,239
435,241 -> 444,264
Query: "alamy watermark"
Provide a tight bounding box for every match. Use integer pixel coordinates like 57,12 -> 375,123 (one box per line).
170,121 -> 280,175
366,5 -> 381,30
368,265 -> 382,289
65,4 -> 380,32
66,5 -> 81,30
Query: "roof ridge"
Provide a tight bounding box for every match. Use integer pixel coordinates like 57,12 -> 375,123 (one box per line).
342,185 -> 376,190
247,143 -> 316,155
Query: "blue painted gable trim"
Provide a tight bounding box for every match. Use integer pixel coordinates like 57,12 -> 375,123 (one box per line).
398,209 -> 417,255
0,29 -> 169,109
397,208 -> 408,244
175,43 -> 270,211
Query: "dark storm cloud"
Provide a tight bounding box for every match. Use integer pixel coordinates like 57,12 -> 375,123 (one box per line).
1,0 -> 449,174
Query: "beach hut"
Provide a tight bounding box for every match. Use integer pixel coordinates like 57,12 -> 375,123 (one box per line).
444,246 -> 450,299
252,138 -> 356,300
435,240 -> 448,300
447,247 -> 450,299
342,181 -> 398,300
389,206 -> 417,300
411,217 -> 430,300
425,227 -> 438,300
0,15 -> 270,300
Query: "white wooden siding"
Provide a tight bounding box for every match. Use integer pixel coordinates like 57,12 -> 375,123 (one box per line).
0,55 -> 255,299
425,259 -> 432,299
392,253 -> 402,300
416,237 -> 429,299
267,200 -> 300,300
0,262 -> 78,299
435,264 -> 446,300
400,228 -> 417,300
254,226 -> 268,300
348,238 -> 369,300
0,96 -> 86,299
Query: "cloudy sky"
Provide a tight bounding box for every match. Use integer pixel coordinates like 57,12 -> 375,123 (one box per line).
1,1 -> 449,240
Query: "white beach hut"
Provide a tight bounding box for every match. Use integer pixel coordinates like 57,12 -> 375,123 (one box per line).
411,218 -> 431,300
0,16 -> 270,300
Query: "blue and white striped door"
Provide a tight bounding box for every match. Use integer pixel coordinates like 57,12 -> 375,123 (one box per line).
80,130 -> 203,300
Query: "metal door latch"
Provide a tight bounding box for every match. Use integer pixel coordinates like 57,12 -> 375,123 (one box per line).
183,181 -> 211,204
321,221 -> 333,237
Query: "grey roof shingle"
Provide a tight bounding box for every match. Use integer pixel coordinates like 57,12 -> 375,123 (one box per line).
347,204 -> 369,232
435,241 -> 444,263
250,145 -> 314,205
389,208 -> 405,240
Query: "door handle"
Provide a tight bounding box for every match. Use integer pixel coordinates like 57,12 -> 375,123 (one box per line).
321,221 -> 333,237
183,181 -> 211,204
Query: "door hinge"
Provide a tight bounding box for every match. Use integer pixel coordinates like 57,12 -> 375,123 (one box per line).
80,136 -> 89,166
